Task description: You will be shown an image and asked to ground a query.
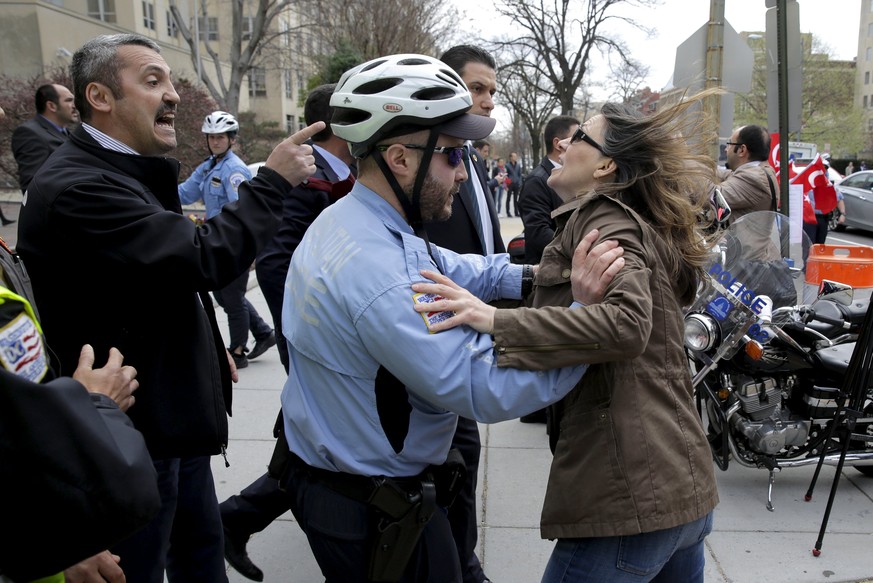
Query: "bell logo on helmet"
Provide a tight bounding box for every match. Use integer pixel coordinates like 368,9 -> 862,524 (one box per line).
383,103 -> 402,113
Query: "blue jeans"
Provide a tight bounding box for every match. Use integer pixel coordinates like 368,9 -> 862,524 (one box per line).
541,511 -> 714,583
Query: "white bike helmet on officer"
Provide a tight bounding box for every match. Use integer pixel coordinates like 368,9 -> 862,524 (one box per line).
202,110 -> 239,159
329,54 -> 495,231
202,111 -> 239,136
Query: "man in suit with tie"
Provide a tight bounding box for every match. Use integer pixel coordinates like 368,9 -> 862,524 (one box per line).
220,83 -> 357,582
424,44 -> 502,583
12,84 -> 77,195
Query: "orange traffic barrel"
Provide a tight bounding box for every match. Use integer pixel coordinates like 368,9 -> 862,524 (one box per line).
803,244 -> 873,302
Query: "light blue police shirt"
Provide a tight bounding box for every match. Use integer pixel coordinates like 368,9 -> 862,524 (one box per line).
280,181 -> 587,476
178,150 -> 251,219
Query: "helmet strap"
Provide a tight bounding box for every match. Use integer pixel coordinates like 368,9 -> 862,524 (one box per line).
371,128 -> 441,269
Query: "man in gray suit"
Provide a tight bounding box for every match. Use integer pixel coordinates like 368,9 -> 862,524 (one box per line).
715,124 -> 777,221
12,84 -> 77,194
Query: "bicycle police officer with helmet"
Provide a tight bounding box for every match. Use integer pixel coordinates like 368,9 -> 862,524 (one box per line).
179,111 -> 276,369
277,54 -> 623,582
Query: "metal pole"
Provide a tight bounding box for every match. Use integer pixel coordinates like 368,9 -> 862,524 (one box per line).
706,0 -> 726,160
777,0 -> 789,215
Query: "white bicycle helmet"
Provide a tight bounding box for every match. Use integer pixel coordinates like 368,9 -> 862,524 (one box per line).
330,54 -> 492,157
202,111 -> 239,135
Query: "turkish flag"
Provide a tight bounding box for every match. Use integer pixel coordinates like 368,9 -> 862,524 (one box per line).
769,133 -> 798,183
791,154 -> 837,214
769,132 -> 781,173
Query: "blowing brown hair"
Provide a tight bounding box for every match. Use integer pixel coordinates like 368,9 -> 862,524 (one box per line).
594,90 -> 719,306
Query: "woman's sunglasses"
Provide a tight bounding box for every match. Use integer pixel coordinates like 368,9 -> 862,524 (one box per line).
570,128 -> 606,154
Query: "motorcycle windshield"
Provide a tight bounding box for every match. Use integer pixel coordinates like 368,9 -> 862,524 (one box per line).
689,212 -> 810,359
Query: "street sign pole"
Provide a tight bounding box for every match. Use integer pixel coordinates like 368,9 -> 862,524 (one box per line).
705,0 -> 726,161
777,0 -> 790,214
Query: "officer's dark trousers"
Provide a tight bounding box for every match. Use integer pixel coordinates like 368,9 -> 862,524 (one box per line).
449,416 -> 487,583
283,461 -> 462,583
213,269 -> 272,352
112,456 -> 227,583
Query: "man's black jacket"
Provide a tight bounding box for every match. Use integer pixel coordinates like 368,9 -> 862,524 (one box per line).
518,156 -> 562,263
17,126 -> 290,458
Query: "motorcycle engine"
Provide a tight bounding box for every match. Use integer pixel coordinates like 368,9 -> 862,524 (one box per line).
729,376 -> 811,455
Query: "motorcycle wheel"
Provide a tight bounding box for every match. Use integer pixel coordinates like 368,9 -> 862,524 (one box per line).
853,402 -> 873,477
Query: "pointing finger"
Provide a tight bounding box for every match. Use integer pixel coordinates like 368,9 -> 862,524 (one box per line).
288,121 -> 327,146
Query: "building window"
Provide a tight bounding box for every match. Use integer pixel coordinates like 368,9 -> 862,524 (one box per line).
286,115 -> 294,133
242,16 -> 254,41
166,10 -> 178,37
281,20 -> 290,47
248,67 -> 267,97
87,0 -> 116,22
865,95 -> 869,108
284,69 -> 293,99
142,1 -> 155,30
868,118 -> 873,132
868,47 -> 873,61
297,71 -> 304,95
199,16 -> 219,41
867,71 -> 871,84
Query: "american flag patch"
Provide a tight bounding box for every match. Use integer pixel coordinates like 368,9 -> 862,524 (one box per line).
413,292 -> 455,334
0,313 -> 48,382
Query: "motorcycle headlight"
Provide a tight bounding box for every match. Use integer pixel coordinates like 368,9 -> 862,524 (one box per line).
685,313 -> 719,352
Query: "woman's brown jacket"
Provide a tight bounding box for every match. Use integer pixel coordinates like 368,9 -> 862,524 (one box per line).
491,193 -> 718,539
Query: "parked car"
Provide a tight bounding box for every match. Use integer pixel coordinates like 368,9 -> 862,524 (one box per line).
832,170 -> 873,232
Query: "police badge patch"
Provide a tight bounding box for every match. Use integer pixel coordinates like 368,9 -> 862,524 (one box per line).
413,292 -> 455,334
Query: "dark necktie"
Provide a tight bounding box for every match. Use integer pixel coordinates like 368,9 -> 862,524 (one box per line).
463,144 -> 486,253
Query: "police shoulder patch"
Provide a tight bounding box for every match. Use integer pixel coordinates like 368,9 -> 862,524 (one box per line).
229,172 -> 247,191
412,292 -> 454,334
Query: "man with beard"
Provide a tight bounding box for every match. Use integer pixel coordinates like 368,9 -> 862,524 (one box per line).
714,124 -> 776,222
16,33 -> 322,582
277,54 -> 622,582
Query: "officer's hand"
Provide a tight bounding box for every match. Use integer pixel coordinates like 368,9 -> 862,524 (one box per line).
570,229 -> 625,305
73,345 -> 138,412
412,270 -> 497,334
265,122 -> 327,187
63,551 -> 125,583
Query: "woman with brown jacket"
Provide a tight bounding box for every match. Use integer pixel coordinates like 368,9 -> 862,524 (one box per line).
413,95 -> 720,582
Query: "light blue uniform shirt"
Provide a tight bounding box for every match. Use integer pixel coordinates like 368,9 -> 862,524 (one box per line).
178,150 -> 251,218
281,182 -> 587,476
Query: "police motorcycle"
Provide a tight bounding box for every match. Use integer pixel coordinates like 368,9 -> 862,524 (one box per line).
684,210 -> 873,510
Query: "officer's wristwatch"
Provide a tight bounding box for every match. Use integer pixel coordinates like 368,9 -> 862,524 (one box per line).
521,264 -> 534,297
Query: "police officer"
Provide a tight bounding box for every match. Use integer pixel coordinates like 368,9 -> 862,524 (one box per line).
179,111 -> 276,369
277,54 -> 621,582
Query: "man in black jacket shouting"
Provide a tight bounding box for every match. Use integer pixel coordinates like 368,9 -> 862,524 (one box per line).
17,33 -> 321,583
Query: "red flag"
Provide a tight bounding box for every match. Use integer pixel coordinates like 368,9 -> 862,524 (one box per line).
791,155 -> 836,213
769,132 -> 780,173
802,193 -> 818,224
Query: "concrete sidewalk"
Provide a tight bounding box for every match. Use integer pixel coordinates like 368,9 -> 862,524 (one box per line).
212,262 -> 873,583
3,203 -> 872,582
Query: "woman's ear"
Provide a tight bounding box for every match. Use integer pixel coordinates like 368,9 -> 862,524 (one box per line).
594,158 -> 618,180
86,82 -> 113,114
